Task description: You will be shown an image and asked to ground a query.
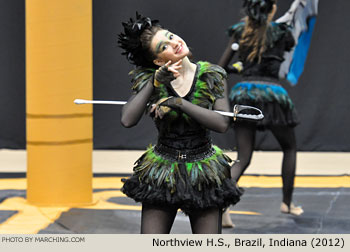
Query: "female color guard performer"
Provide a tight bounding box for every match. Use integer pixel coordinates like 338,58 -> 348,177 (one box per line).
218,0 -> 315,227
118,13 -> 242,234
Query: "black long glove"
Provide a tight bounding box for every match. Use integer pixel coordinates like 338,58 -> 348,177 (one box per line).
218,36 -> 241,74
159,81 -> 231,133
121,61 -> 180,128
120,80 -> 154,128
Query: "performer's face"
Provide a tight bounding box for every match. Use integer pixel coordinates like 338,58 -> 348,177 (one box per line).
151,29 -> 190,66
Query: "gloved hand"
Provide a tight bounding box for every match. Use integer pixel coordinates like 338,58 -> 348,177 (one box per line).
232,61 -> 243,73
158,96 -> 183,108
154,60 -> 182,87
154,65 -> 175,87
149,97 -> 175,119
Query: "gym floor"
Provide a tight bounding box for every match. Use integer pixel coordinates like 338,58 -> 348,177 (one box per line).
0,150 -> 349,234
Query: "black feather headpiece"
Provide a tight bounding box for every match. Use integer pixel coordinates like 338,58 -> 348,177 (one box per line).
118,12 -> 160,67
243,0 -> 276,25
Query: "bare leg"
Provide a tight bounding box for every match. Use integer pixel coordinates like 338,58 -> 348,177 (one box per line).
189,208 -> 222,234
222,208 -> 235,228
141,203 -> 178,234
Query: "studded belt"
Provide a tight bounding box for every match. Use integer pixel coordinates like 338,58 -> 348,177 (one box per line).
154,142 -> 214,162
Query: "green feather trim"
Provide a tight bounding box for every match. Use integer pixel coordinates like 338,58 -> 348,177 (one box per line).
130,68 -> 155,93
133,145 -> 232,193
192,61 -> 227,108
186,162 -> 193,174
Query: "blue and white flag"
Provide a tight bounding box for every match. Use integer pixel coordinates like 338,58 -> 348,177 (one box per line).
277,0 -> 319,85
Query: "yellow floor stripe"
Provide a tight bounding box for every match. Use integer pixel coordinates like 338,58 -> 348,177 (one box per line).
0,176 -> 349,191
66,175 -> 350,189
0,197 -> 69,234
0,178 -> 27,190
93,177 -> 124,189
92,176 -> 350,189
229,210 -> 261,215
238,175 -> 350,188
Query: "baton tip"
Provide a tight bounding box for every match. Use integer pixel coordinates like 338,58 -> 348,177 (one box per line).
74,99 -> 84,104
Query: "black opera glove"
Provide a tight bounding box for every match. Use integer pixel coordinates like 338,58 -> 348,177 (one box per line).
154,65 -> 176,87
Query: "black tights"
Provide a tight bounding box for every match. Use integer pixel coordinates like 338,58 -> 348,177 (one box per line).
141,204 -> 222,234
230,123 -> 297,206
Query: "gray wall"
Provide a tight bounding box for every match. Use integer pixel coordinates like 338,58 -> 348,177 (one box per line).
0,0 -> 25,149
1,0 -> 350,151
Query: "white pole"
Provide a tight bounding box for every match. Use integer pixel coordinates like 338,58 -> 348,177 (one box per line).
74,99 -> 127,105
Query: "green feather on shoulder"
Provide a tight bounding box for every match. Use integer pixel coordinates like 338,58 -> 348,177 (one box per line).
195,61 -> 227,104
129,67 -> 155,93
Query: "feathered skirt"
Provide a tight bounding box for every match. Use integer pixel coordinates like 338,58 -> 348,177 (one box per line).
229,79 -> 300,130
121,144 -> 242,215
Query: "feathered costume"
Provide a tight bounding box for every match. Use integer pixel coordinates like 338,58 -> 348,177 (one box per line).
226,0 -> 318,129
122,61 -> 242,214
227,21 -> 299,129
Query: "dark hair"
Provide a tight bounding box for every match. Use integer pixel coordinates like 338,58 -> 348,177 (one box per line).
243,0 -> 276,25
118,12 -> 163,68
240,0 -> 276,62
139,26 -> 163,68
